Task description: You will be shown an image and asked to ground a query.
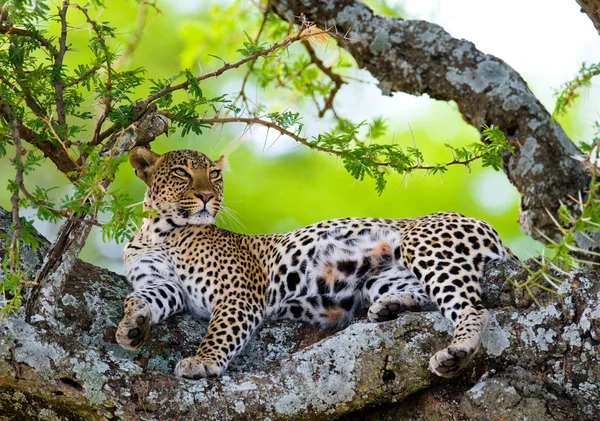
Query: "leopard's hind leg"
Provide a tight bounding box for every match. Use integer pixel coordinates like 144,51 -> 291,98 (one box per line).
405,253 -> 492,377
398,216 -> 513,377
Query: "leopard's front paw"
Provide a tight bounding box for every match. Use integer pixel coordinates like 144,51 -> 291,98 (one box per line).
174,356 -> 224,379
116,298 -> 151,351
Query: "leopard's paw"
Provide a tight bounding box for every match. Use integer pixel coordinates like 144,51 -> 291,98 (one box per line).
429,343 -> 476,378
116,298 -> 151,351
368,293 -> 419,322
174,356 -> 224,379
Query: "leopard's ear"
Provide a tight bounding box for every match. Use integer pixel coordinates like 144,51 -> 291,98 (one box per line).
130,147 -> 161,185
214,155 -> 230,171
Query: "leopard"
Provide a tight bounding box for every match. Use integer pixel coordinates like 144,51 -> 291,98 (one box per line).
116,147 -> 517,379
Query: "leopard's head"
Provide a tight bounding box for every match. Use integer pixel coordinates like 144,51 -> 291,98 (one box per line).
130,147 -> 228,225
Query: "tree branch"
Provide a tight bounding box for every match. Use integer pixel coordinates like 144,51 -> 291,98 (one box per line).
271,0 -> 590,245
161,112 -> 493,172
62,65 -> 99,88
72,3 -> 114,151
235,4 -> 272,106
301,40 -> 345,118
1,217 -> 598,419
577,0 -> 600,34
92,25 -> 335,148
0,25 -> 59,57
0,101 -> 79,178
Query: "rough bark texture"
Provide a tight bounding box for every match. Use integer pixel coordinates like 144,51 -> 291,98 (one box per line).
1,206 -> 599,420
271,0 -> 590,246
577,0 -> 600,34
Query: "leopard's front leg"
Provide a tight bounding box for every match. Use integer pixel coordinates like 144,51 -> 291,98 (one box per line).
116,248 -> 186,350
175,296 -> 265,378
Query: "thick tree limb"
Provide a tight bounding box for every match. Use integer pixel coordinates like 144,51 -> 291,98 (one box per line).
271,0 -> 590,244
1,206 -> 598,420
577,0 -> 600,34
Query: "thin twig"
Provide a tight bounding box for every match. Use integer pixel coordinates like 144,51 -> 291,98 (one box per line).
115,0 -> 150,66
43,115 -> 79,169
0,25 -> 59,57
142,27 -> 330,106
302,40 -> 345,117
63,65 -> 100,88
54,1 -> 69,126
73,3 -> 113,150
236,3 -> 271,105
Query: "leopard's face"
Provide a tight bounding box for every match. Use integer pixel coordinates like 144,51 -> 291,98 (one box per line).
129,147 -> 228,225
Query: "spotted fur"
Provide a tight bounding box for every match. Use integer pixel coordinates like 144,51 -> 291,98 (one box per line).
116,147 -> 517,379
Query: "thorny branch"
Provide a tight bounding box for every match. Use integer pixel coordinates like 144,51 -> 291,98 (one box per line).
301,40 -> 345,118
160,112 -> 486,172
0,23 -> 58,58
142,27 -> 332,106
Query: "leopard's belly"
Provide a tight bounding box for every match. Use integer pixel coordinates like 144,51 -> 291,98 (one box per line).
262,220 -> 425,328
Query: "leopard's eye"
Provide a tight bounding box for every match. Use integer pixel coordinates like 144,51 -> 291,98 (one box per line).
209,169 -> 221,179
172,168 -> 189,177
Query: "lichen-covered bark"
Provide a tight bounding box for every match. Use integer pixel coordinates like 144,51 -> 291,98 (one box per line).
577,0 -> 600,34
1,206 -> 599,420
271,0 -> 590,245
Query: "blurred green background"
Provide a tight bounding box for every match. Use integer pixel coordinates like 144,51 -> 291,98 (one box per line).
1,0 -> 598,273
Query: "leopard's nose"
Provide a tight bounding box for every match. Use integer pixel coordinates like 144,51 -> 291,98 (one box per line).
194,192 -> 214,204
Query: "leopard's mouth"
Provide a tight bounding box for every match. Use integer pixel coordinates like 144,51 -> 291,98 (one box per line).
178,206 -> 213,218
163,203 -> 216,224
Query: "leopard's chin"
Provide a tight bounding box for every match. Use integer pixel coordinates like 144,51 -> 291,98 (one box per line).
188,209 -> 215,225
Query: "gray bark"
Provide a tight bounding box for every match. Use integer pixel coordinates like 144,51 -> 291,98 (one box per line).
577,0 -> 600,34
1,206 -> 599,420
271,0 -> 590,245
